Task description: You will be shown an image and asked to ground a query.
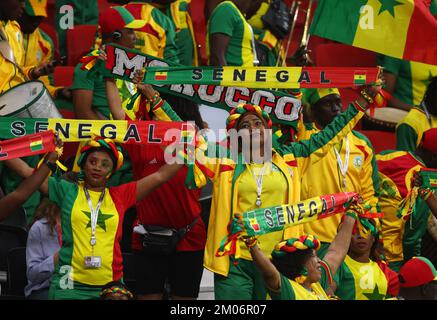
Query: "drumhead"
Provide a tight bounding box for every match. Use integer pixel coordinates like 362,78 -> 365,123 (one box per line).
365,107 -> 408,124
0,81 -> 46,116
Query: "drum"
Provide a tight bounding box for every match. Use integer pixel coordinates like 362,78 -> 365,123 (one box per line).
0,80 -> 62,118
362,107 -> 408,132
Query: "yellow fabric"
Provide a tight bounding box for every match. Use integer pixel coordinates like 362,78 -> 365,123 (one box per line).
396,107 -> 437,148
343,255 -> 388,300
131,3 -> 168,59
377,152 -> 424,262
248,1 -> 270,30
236,162 -> 288,260
22,28 -> 62,97
353,0 -> 414,59
193,106 -> 364,276
298,124 -> 379,243
0,21 -> 34,94
196,151 -> 303,276
70,186 -> 119,285
289,279 -> 329,300
410,61 -> 437,106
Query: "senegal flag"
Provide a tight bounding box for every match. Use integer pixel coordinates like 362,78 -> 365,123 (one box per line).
29,137 -> 43,152
310,0 -> 437,65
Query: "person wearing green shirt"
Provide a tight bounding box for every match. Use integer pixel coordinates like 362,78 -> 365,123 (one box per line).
396,76 -> 437,152
207,0 -> 263,66
242,213 -> 357,300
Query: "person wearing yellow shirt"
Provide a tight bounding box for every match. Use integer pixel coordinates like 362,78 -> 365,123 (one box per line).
242,213 -> 356,300
0,0 -> 56,94
298,88 -> 381,259
396,77 -> 437,152
185,84 -> 382,300
109,0 -> 180,65
18,0 -> 71,101
377,128 -> 437,272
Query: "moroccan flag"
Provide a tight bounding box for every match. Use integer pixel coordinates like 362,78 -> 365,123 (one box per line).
154,71 -> 167,81
310,0 -> 437,65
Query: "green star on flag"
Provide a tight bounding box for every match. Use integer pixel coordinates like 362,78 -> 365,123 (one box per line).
378,0 -> 404,17
82,210 -> 113,232
362,284 -> 386,300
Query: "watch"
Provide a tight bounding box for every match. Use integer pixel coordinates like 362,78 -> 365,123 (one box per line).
44,160 -> 57,174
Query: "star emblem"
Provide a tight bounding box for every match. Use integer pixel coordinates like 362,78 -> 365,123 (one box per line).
378,0 -> 403,17
362,284 -> 386,300
82,210 -> 113,232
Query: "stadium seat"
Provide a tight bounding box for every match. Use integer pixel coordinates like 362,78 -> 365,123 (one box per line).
315,43 -> 376,67
357,130 -> 396,154
39,22 -> 60,61
53,66 -> 75,87
0,224 -> 27,288
5,247 -> 27,298
98,0 -> 112,13
66,24 -> 97,66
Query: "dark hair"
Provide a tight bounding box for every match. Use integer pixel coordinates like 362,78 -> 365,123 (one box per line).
159,93 -> 205,130
425,76 -> 437,116
271,249 -> 313,281
31,197 -> 60,236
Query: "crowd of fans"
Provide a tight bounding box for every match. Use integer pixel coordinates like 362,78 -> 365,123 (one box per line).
0,0 -> 436,300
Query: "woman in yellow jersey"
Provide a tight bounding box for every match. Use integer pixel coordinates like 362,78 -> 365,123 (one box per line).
187,84 -> 385,300
241,213 -> 356,300
334,219 -> 400,300
38,137 -> 183,300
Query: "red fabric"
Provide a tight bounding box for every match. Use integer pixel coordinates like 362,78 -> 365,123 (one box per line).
404,0 -> 437,65
53,66 -> 75,87
125,144 -> 206,251
377,152 -> 424,197
357,130 -> 396,154
315,43 -> 376,67
420,128 -> 437,153
108,182 -> 137,281
399,257 -> 437,287
377,261 -> 400,297
66,25 -> 97,66
99,7 -> 128,35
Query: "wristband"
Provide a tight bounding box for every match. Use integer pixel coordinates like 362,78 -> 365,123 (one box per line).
243,236 -> 258,248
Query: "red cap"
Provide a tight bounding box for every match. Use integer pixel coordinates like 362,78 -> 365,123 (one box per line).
420,128 -> 437,153
99,6 -> 145,36
399,257 -> 437,288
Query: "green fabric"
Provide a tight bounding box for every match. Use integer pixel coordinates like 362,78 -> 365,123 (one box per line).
48,177 -> 77,273
431,0 -> 437,15
105,146 -> 133,187
388,260 -> 403,273
402,198 -> 431,261
55,0 -> 98,57
1,155 -> 41,224
208,1 -> 247,66
49,280 -> 102,300
279,103 -> 360,158
377,55 -> 414,106
269,264 -> 330,300
113,6 -> 136,25
334,260 -> 357,300
309,0 -> 366,45
163,1 -> 194,66
150,6 -> 180,65
71,60 -> 109,119
396,123 -> 418,152
214,258 -> 268,300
